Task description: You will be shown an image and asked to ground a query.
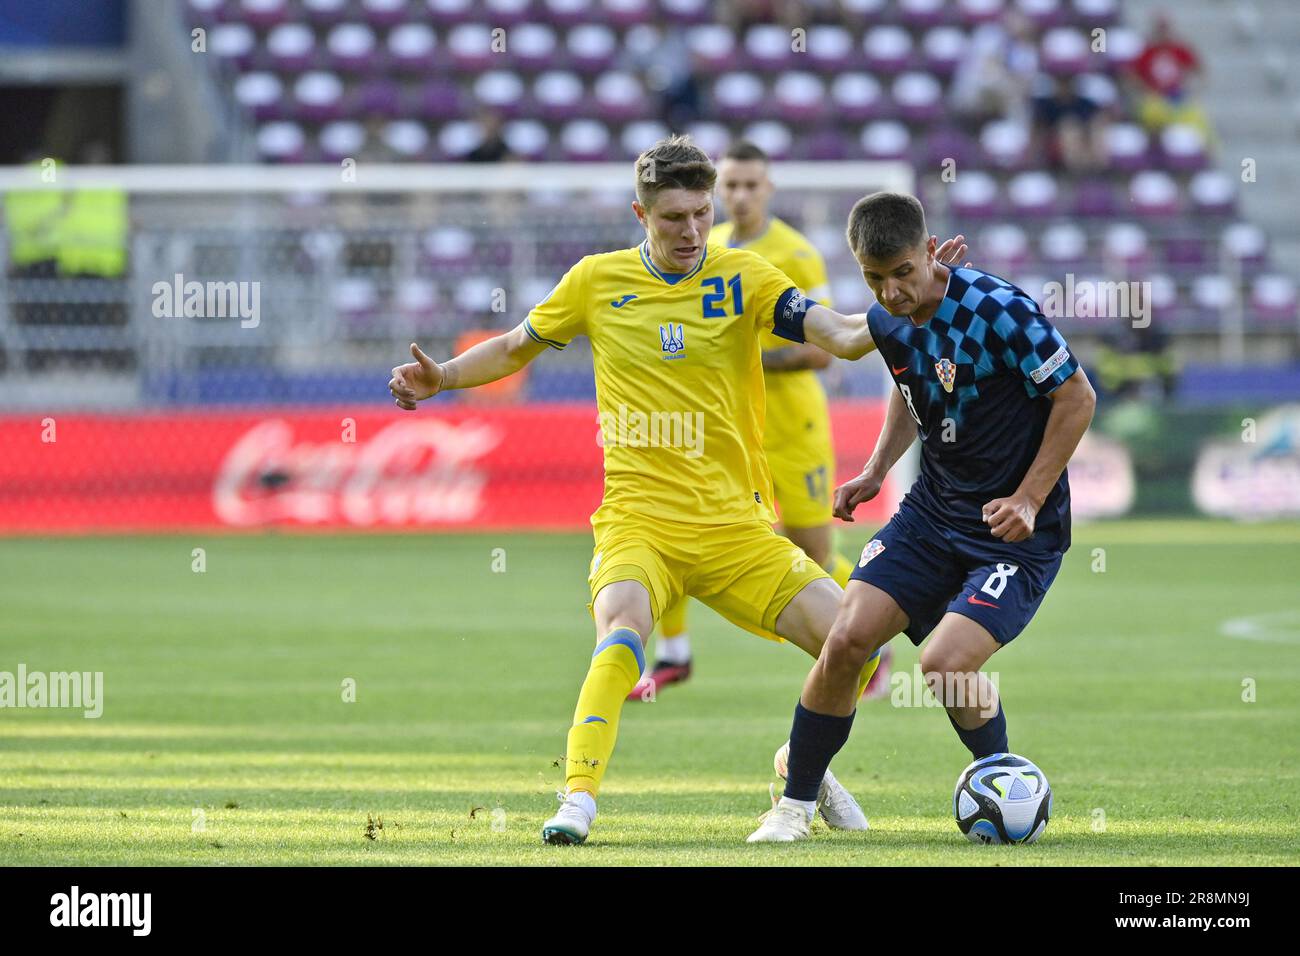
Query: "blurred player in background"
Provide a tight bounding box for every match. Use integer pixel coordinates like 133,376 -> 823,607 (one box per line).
632,140 -> 894,702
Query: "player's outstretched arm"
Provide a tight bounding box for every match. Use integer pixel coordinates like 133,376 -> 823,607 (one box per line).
388,322 -> 547,410
983,367 -> 1097,541
833,386 -> 918,521
801,304 -> 876,361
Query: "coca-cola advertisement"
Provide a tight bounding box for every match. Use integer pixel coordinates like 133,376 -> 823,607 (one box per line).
0,403 -> 894,533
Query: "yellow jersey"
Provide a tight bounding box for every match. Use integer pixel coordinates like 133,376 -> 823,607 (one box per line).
524,241 -> 802,526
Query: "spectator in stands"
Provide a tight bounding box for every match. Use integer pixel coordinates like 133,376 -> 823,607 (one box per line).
464,109 -> 512,163
626,26 -> 702,130
1130,11 -> 1212,140
1032,75 -> 1107,173
951,14 -> 1039,128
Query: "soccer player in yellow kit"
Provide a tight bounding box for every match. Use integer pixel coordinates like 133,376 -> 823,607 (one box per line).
634,140 -> 892,701
389,135 -> 964,845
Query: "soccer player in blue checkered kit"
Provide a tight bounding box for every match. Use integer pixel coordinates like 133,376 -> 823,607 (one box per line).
750,193 -> 1096,842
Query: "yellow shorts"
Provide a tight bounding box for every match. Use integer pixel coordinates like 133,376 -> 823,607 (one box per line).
587,512 -> 830,642
764,407 -> 836,531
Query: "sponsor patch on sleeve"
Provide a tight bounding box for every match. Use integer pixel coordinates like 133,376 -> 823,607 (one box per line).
1030,345 -> 1070,384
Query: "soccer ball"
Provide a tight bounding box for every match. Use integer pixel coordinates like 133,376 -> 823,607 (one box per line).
953,753 -> 1051,844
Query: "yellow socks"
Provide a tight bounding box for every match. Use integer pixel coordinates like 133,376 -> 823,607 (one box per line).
565,627 -> 644,795
827,552 -> 854,590
658,597 -> 688,637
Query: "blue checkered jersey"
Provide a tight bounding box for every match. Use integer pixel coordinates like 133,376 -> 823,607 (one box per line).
867,267 -> 1080,550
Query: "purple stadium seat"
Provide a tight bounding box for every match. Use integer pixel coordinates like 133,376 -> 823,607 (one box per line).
210,23 -> 257,69
1040,28 -> 1091,75
688,25 -> 740,74
1251,275 -> 1299,324
840,0 -> 890,18
684,121 -> 731,158
238,0 -> 289,29
830,73 -> 885,123
1039,221 -> 1087,265
922,27 -> 967,76
1102,25 -> 1143,69
921,126 -> 979,168
302,0 -> 349,26
1072,0 -> 1120,26
864,27 -> 914,74
742,121 -> 794,161
957,0 -> 1006,25
474,70 -> 528,118
419,77 -> 467,120
318,121 -> 366,162
566,24 -> 618,73
1072,178 -> 1119,217
1130,170 -> 1180,217
1188,170 -> 1237,216
1102,222 -> 1150,272
1190,274 -> 1234,324
334,278 -> 381,335
1076,73 -> 1118,111
436,120 -> 481,159
800,127 -> 851,161
560,119 -> 613,161
1146,273 -> 1179,319
861,121 -> 912,160
806,26 -> 854,74
387,23 -> 437,72
257,121 -> 307,162
423,227 -> 476,272
360,0 -> 410,27
892,72 -> 944,124
621,120 -> 670,159
601,0 -> 654,28
980,119 -> 1031,170
1105,123 -> 1151,173
325,23 -> 379,73
1016,0 -> 1068,30
899,0 -> 949,30
1222,222 -> 1268,271
949,171 -> 1001,219
503,119 -> 550,160
533,70 -> 585,121
234,72 -> 285,121
188,0 -> 224,24
774,72 -> 828,123
292,71 -> 346,122
511,22 -> 559,70
594,71 -> 650,122
745,24 -> 794,72
1008,171 -> 1061,218
1162,232 -> 1208,270
713,72 -> 765,123
381,120 -> 432,159
448,23 -> 497,72
485,0 -> 535,27
396,278 -> 439,324
659,0 -> 712,26
1159,123 -> 1209,173
982,223 -> 1031,274
354,77 -> 403,117
265,22 -> 316,72
543,0 -> 595,28
426,0 -> 475,25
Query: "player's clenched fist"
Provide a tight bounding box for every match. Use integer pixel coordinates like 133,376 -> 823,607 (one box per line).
389,342 -> 443,410
832,469 -> 884,522
982,493 -> 1038,542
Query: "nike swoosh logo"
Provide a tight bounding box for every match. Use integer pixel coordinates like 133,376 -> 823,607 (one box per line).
611,294 -> 637,308
891,364 -> 908,376
967,594 -> 999,609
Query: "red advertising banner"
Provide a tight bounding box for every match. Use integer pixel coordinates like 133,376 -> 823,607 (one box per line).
0,402 -> 892,534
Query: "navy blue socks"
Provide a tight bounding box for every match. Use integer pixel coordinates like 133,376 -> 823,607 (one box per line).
948,700 -> 1008,759
783,701 -> 855,802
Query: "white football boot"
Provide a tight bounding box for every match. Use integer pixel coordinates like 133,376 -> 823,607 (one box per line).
541,790 -> 596,845
747,796 -> 814,842
774,741 -> 870,831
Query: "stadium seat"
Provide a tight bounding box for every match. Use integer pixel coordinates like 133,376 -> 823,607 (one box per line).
566,24 -> 618,73
1188,170 -> 1237,216
419,77 -> 467,119
744,24 -> 794,72
1008,171 -> 1061,217
949,170 -> 1001,219
893,72 -> 944,124
1072,178 -> 1119,217
773,72 -> 827,123
209,23 -> 257,68
265,23 -> 317,73
799,127 -> 852,161
1076,72 -> 1118,110
435,119 -> 482,159
741,121 -> 794,161
593,71 -> 650,122
422,226 -> 476,272
448,23 -> 498,72
922,26 -> 967,76
1039,221 -> 1087,265
381,120 -> 432,159
899,0 -> 949,29
237,0 -> 289,29
658,0 -> 712,25
860,121 -> 912,160
1017,0 -> 1068,29
830,73 -> 886,122
542,0 -> 594,27
981,222 -> 1032,273
354,77 -> 403,118
318,121 -> 366,162
1159,123 -> 1210,173
325,23 -> 379,73
386,23 -> 437,72
1162,232 -> 1209,270
533,71 -> 585,121
957,0 -> 1006,25
292,71 -> 346,122
503,119 -> 551,160
472,70 -> 527,117
485,0 -> 535,27
1072,0 -> 1120,26
359,0 -> 409,27
806,26 -> 854,74
621,120 -> 670,159
1105,123 -> 1151,173
333,277 -> 380,333
257,121 -> 307,162
1102,25 -> 1143,68
1102,222 -> 1150,272
510,22 -> 559,70
981,119 -> 1032,169
187,0 -> 225,24
684,121 -> 731,158
864,27 -> 914,75
1040,27 -> 1091,74
1146,272 -> 1180,319
560,119 -> 612,161
602,0 -> 654,28
1251,275 -> 1299,324
687,25 -> 740,74
1190,274 -> 1236,327
1130,170 -> 1180,217
302,0 -> 349,25
1222,222 -> 1268,271
234,71 -> 285,121
921,126 -> 980,168
396,277 -> 439,325
713,72 -> 765,122
426,0 -> 476,26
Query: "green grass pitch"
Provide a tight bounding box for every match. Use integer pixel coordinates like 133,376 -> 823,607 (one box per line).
1,519 -> 1298,866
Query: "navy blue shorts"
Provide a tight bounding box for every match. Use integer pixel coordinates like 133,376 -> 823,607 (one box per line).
849,501 -> 1064,646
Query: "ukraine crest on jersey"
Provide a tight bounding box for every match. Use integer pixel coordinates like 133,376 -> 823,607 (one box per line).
524,242 -> 800,526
